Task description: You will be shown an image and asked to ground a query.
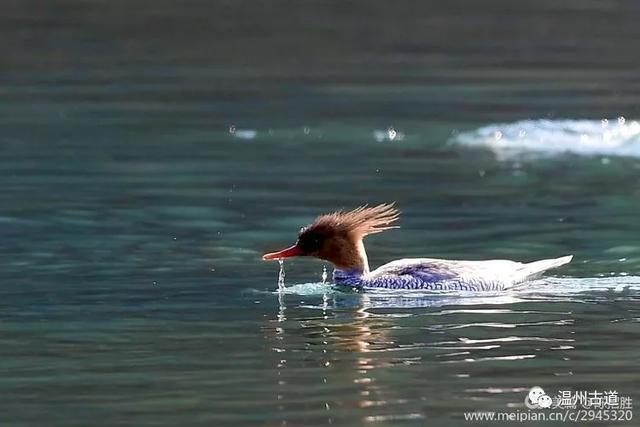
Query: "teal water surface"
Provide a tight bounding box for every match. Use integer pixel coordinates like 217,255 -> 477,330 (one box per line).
1,1 -> 640,426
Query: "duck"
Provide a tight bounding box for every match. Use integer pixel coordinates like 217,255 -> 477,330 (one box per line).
262,203 -> 572,291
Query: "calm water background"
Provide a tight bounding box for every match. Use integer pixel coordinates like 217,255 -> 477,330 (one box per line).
1,1 -> 640,426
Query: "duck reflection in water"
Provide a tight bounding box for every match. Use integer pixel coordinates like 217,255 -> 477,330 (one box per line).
262,283 -> 577,423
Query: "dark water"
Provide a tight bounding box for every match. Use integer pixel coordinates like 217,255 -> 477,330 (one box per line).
2,1 -> 640,426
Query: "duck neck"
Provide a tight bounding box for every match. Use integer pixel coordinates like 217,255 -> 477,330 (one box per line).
354,240 -> 370,275
331,238 -> 369,275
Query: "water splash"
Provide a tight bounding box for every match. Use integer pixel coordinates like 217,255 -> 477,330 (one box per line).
451,118 -> 640,159
259,275 -> 640,310
277,259 -> 286,291
374,127 -> 405,142
271,282 -> 334,296
276,260 -> 287,322
228,125 -> 258,140
321,265 -> 328,284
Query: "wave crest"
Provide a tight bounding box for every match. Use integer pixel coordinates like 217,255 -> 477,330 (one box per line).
452,118 -> 640,158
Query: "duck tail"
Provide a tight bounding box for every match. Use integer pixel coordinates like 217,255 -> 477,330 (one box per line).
515,255 -> 573,283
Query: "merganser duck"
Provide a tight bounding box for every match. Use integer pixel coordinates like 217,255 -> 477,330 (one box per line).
262,204 -> 572,291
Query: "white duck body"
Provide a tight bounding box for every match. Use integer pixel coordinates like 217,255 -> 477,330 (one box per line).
333,255 -> 573,291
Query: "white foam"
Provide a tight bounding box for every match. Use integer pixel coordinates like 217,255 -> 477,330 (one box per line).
373,127 -> 404,142
228,125 -> 257,140
452,118 -> 640,159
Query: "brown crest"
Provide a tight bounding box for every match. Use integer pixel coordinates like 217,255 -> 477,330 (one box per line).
307,203 -> 400,239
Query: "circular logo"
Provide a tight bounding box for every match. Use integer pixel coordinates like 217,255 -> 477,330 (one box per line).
525,386 -> 551,409
538,394 -> 553,408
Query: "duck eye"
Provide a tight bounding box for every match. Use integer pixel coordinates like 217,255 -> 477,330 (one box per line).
297,232 -> 323,253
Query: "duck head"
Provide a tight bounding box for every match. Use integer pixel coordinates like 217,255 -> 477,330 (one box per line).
262,203 -> 399,273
